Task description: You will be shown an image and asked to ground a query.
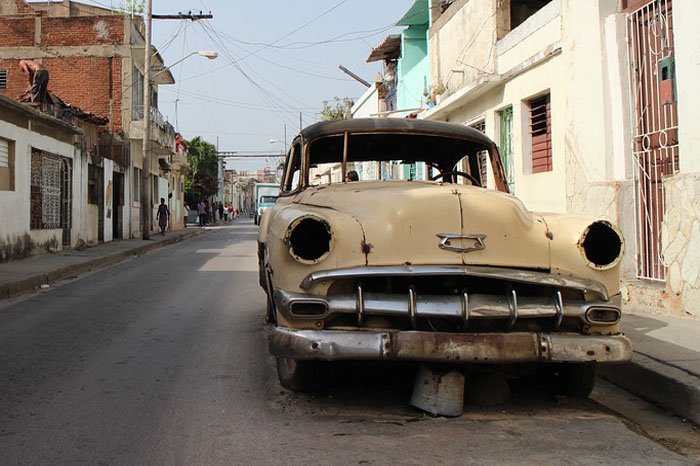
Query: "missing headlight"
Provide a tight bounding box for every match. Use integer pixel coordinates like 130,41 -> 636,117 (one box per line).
287,217 -> 331,263
580,221 -> 624,270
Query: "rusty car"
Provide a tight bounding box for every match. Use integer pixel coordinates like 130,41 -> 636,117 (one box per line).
257,118 -> 631,396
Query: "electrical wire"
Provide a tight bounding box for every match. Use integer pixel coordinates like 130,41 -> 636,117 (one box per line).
193,21 -> 311,127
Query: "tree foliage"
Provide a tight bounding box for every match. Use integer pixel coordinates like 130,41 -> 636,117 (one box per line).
185,137 -> 218,203
320,97 -> 354,121
113,0 -> 144,16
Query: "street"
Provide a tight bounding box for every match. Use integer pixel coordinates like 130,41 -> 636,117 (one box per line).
0,220 -> 695,465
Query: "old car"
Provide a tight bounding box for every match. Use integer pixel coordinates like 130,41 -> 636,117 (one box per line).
258,118 -> 631,396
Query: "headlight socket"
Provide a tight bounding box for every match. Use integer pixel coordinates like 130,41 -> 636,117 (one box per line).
286,216 -> 332,263
579,221 -> 624,270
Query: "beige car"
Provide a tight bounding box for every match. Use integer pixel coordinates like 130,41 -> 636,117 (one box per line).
258,119 -> 631,395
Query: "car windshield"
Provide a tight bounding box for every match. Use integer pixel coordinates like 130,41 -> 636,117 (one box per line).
307,132 -> 491,186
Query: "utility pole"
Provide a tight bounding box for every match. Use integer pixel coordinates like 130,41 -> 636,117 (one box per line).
141,4 -> 214,239
141,0 -> 153,240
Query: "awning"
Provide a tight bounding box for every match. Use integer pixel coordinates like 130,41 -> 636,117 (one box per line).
367,34 -> 401,63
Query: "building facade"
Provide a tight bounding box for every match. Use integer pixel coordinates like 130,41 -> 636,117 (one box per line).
419,0 -> 699,317
0,0 -> 184,243
0,94 -> 89,261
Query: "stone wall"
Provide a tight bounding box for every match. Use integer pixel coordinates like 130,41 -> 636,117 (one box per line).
660,172 -> 700,318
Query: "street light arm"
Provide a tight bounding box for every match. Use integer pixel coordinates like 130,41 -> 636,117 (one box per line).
152,50 -> 218,79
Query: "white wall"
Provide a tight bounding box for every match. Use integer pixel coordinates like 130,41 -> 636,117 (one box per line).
674,0 -> 700,173
0,117 -> 76,258
351,84 -> 379,118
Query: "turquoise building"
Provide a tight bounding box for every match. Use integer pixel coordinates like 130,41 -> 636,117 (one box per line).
395,0 -> 431,117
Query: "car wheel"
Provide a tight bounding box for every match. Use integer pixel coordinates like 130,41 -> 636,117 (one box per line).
276,357 -> 320,392
545,362 -> 598,398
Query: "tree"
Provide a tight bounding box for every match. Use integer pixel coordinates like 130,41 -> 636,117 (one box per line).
113,0 -> 144,16
320,97 -> 354,121
185,137 -> 218,204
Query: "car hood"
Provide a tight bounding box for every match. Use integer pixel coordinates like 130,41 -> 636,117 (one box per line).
292,181 -> 551,269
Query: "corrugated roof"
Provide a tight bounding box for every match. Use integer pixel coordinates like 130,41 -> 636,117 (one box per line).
366,34 -> 401,63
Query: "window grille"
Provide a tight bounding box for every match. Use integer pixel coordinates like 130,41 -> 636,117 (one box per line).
0,70 -> 7,89
529,94 -> 552,173
30,149 -> 71,230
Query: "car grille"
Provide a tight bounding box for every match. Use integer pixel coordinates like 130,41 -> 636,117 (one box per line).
277,269 -> 619,334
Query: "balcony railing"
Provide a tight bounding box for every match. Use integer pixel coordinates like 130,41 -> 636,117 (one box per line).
132,105 -> 175,138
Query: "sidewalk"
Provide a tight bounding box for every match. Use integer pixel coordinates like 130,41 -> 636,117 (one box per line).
0,227 -> 205,300
599,310 -> 700,425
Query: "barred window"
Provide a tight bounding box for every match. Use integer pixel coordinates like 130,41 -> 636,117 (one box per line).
0,70 -> 7,89
30,149 -> 71,229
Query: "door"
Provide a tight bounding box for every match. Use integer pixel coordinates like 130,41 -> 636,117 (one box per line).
627,0 -> 679,280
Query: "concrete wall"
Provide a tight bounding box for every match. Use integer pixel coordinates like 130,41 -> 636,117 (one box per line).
428,0 -> 498,95
0,111 -> 76,261
351,84 -> 380,118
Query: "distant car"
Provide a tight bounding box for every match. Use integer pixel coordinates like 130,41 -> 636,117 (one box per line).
258,118 -> 631,395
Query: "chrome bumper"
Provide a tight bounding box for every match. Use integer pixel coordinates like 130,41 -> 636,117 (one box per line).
269,328 -> 633,364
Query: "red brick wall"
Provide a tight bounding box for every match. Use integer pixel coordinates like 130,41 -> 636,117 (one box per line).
45,56 -> 122,130
0,57 -> 123,132
0,18 -> 35,46
0,12 -> 127,132
41,16 -> 124,46
0,59 -> 31,100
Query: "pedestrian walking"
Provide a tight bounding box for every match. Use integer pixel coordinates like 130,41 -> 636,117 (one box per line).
197,199 -> 207,227
218,202 -> 224,223
156,198 -> 169,236
184,201 -> 190,227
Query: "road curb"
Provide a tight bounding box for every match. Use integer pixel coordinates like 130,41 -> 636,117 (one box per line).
0,229 -> 204,301
599,353 -> 700,425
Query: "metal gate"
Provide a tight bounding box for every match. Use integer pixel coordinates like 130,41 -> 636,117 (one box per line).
30,149 -> 72,245
626,0 -> 679,281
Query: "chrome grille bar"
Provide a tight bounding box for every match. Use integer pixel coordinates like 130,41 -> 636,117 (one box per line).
301,265 -> 609,300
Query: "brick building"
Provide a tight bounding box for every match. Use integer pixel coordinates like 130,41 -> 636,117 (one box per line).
0,0 -> 182,240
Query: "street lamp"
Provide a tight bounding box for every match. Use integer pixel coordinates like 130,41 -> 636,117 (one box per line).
141,49 -> 218,239
152,50 -> 218,79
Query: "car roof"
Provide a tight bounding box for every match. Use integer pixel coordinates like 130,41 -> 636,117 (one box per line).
300,118 -> 494,147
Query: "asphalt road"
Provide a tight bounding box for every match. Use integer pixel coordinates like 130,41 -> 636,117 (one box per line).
0,221 -> 694,465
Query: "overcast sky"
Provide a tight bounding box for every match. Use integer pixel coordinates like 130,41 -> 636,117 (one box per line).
71,0 -> 415,172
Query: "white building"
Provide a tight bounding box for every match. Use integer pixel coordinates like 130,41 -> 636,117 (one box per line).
0,95 -> 89,260
421,0 -> 699,317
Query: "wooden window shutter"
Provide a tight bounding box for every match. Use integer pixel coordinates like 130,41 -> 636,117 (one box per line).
529,94 -> 552,173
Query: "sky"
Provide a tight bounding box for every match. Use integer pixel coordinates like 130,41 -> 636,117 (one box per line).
71,0 -> 416,172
